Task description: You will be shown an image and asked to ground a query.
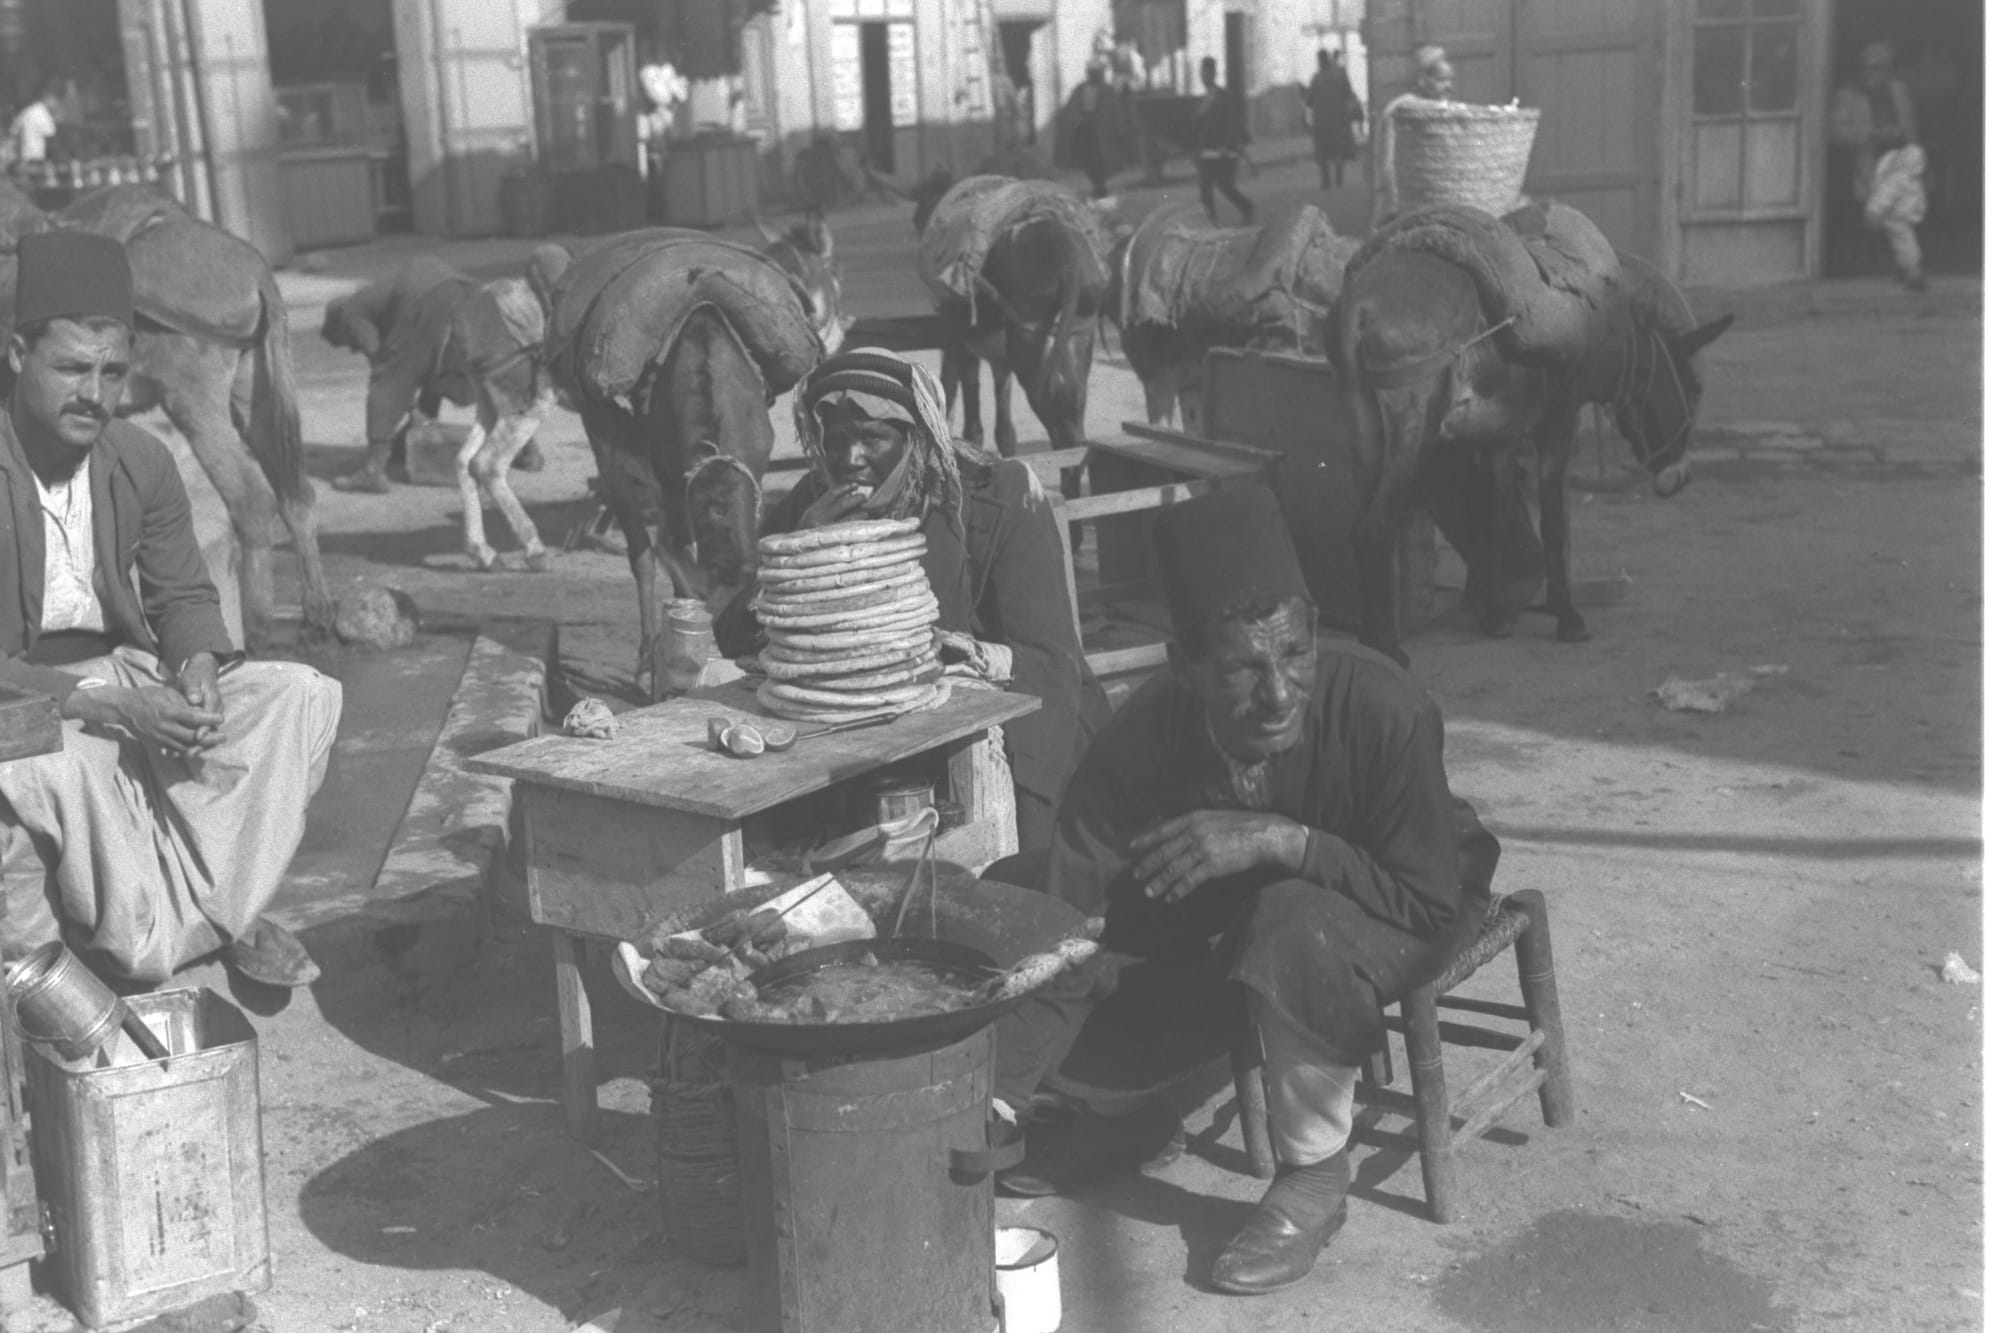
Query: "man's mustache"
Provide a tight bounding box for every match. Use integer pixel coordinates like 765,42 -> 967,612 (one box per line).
64,405 -> 108,421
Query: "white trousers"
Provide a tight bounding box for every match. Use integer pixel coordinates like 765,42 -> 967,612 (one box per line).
1252,990 -> 1360,1167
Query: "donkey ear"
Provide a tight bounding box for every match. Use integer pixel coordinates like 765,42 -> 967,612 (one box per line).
807,212 -> 834,259
752,214 -> 785,248
1677,314 -> 1735,357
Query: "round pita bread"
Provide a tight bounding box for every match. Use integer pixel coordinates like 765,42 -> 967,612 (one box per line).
754,579 -> 932,619
765,612 -> 936,650
757,679 -> 950,722
760,624 -> 932,664
759,648 -> 928,680
756,589 -> 938,631
796,658 -> 944,691
763,676 -> 940,709
756,559 -> 928,595
760,533 -> 927,572
759,516 -> 921,557
753,567 -> 927,606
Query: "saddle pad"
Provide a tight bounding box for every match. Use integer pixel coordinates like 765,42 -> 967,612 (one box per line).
546,229 -> 820,411
918,175 -> 1108,309
1345,201 -> 1623,365
1123,200 -> 1357,349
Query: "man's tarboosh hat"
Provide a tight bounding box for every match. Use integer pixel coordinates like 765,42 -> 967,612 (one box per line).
1154,486 -> 1312,638
15,231 -> 133,330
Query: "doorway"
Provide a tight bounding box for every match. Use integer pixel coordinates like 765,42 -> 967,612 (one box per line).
1224,11 -> 1246,92
999,19 -> 1040,145
1825,0 -> 1981,276
858,20 -> 893,174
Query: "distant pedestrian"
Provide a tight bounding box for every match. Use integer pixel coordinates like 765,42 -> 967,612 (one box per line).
1831,42 -> 1927,291
1193,56 -> 1253,224
1065,62 -> 1127,199
1373,45 -> 1455,227
8,82 -> 59,167
1306,50 -> 1362,190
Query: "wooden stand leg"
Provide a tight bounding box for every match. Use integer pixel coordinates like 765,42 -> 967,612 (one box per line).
1509,890 -> 1574,1128
941,728 -> 1017,871
1233,1003 -> 1276,1179
551,929 -> 598,1141
0,1259 -> 33,1319
1403,989 -> 1455,1223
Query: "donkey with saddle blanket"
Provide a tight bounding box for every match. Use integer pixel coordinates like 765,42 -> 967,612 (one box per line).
1329,200 -> 1733,664
541,229 -> 832,690
0,181 -> 330,648
916,175 -> 1109,459
1111,199 -> 1359,431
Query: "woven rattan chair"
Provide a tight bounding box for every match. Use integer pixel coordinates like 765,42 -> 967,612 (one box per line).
1234,889 -> 1573,1224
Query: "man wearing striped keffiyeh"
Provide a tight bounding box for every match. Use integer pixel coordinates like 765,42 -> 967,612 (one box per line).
716,348 -> 1108,849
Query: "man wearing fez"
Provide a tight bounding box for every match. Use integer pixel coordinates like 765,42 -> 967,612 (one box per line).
992,486 -> 1498,1294
0,231 -> 341,987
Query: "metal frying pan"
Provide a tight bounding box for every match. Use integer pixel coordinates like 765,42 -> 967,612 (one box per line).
670,937 -> 1027,1059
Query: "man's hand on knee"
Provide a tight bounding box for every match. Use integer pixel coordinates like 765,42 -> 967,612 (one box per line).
65,683 -> 224,756
1130,810 -> 1310,903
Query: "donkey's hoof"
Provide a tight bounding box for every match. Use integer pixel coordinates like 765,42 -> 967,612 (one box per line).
1481,614 -> 1519,639
1556,619 -> 1593,643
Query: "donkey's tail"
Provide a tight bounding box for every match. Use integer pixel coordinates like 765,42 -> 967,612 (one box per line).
1325,290 -> 1386,488
252,270 -> 309,504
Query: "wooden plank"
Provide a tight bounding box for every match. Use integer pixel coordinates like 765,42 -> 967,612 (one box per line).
1104,426 -> 1282,478
1086,643 -> 1169,678
1059,480 -> 1224,523
0,684 -> 60,765
470,685 -> 1039,819
939,729 -> 1016,872
551,930 -> 598,1141
1021,447 -> 1092,489
522,785 -> 742,939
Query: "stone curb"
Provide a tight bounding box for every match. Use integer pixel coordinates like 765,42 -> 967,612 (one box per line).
282,626 -> 552,989
1690,420 -> 1980,479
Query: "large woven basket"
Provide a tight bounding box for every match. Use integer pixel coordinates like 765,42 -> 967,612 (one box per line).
1392,101 -> 1541,216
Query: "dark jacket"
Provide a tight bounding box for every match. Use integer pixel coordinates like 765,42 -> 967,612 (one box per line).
322,257 -> 481,444
718,456 -> 1109,806
0,413 -> 234,705
1044,643 -> 1494,1064
1194,84 -> 1250,155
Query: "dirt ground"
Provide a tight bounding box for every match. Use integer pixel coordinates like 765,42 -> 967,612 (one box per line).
7,158 -> 1982,1333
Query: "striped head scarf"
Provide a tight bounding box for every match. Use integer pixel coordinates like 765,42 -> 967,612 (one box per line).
793,347 -> 983,536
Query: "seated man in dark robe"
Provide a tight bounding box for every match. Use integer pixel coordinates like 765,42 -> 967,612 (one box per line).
990,485 -> 1497,1295
716,347 -> 1109,849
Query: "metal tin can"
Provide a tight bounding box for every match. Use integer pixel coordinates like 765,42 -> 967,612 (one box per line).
867,777 -> 935,828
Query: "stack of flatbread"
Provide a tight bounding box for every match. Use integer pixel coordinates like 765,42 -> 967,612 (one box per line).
752,517 -> 947,722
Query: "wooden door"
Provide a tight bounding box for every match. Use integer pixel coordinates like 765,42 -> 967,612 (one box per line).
1514,0 -> 1659,255
1416,0 -> 1660,258
1418,0 -> 1513,105
1670,0 -> 1825,283
399,0 -> 542,236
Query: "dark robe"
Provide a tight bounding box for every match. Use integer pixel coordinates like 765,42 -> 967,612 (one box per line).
1308,66 -> 1360,161
992,641 -> 1497,1104
716,456 -> 1109,845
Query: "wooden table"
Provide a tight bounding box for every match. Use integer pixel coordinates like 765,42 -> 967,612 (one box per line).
468,680 -> 1040,1139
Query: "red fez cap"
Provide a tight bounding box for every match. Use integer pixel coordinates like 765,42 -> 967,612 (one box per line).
15,231 -> 133,329
1155,487 -> 1312,638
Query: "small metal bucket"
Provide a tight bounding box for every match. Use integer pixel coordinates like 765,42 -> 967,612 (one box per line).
866,776 -> 936,828
7,941 -> 126,1062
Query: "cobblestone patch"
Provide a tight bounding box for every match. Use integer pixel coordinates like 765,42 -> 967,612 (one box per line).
1692,417 -> 1979,477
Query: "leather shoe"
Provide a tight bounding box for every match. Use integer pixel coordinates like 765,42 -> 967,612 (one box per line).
1210,1149 -> 1351,1295
997,1098 -> 1184,1198
331,466 -> 391,495
226,919 -> 320,988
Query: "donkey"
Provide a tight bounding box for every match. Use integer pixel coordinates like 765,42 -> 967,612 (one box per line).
544,232 -> 833,691
914,178 -> 1105,457
0,181 -> 331,647
755,211 -> 849,357
1329,246 -> 1732,664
